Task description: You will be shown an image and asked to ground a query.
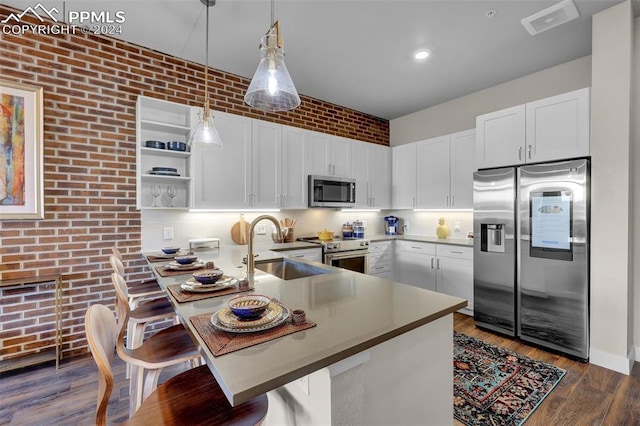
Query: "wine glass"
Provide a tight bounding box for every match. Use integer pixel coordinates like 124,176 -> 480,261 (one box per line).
167,185 -> 177,207
150,185 -> 161,207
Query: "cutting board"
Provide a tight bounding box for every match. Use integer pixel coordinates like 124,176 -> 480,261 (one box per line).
230,214 -> 250,245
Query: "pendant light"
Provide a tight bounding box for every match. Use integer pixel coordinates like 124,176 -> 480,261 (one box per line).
189,0 -> 223,148
244,0 -> 301,112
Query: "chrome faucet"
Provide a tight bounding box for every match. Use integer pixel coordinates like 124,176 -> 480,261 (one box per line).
247,215 -> 283,274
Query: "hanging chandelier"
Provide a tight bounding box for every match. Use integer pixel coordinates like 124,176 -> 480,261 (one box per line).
189,0 -> 223,148
244,0 -> 301,112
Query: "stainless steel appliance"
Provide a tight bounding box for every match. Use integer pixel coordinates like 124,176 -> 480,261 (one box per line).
473,158 -> 589,360
308,175 -> 356,208
298,236 -> 370,274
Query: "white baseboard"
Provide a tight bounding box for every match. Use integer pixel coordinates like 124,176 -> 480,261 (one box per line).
590,346 -> 634,375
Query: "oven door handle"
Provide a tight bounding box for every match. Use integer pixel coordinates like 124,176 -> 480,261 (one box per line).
325,251 -> 369,261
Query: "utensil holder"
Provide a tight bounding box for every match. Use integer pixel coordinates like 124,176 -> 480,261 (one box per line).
284,228 -> 294,243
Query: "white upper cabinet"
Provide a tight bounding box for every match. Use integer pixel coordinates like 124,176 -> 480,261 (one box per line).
351,141 -> 391,209
449,129 -> 475,209
281,125 -> 307,209
351,141 -> 369,208
417,135 -> 450,209
191,111 -> 251,209
392,143 -> 417,209
475,105 -> 526,169
525,88 -> 590,163
368,144 -> 391,209
476,88 -> 590,169
330,136 -> 352,177
306,131 -> 352,177
394,129 -> 474,210
250,120 -> 282,209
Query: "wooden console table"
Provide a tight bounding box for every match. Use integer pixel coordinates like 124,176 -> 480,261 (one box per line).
0,274 -> 65,372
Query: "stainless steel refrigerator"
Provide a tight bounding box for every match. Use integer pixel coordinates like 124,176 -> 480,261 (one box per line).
473,158 -> 589,360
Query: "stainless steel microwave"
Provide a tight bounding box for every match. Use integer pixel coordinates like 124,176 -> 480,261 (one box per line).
308,175 -> 356,208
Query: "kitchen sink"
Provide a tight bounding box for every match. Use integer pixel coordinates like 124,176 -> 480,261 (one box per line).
254,258 -> 332,281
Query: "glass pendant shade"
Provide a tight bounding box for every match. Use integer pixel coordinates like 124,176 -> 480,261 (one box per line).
245,33 -> 301,112
190,107 -> 223,148
189,1 -> 222,148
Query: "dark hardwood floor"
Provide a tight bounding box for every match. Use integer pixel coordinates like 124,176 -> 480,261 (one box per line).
1,313 -> 639,425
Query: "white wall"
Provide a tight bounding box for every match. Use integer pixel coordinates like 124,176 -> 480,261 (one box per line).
390,56 -> 592,146
386,210 -> 473,240
589,1 -> 634,374
141,209 -> 386,252
633,15 -> 640,359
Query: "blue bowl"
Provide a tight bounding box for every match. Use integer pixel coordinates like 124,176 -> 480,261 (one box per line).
145,140 -> 166,149
161,246 -> 180,254
228,294 -> 271,320
174,254 -> 198,265
167,141 -> 187,152
192,269 -> 224,284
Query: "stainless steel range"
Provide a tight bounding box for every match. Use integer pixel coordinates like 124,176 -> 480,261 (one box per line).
298,237 -> 370,274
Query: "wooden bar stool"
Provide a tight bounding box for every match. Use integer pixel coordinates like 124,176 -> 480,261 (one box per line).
111,272 -> 176,349
85,304 -> 268,426
109,278 -> 202,415
110,252 -> 164,310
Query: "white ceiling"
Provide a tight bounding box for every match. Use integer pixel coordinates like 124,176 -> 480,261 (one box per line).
2,0 -> 634,119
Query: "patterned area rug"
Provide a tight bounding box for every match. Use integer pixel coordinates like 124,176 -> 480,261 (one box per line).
454,332 -> 566,425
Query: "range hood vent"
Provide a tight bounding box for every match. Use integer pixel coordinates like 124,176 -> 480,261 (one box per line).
521,0 -> 579,36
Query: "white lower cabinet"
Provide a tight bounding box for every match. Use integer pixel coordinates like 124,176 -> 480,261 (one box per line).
282,248 -> 323,263
395,240 -> 473,313
433,245 -> 473,314
394,241 -> 436,291
368,240 -> 394,278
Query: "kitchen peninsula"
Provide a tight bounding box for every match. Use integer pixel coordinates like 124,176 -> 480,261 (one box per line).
146,243 -> 466,425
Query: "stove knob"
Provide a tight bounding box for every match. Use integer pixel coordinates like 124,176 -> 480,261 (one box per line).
360,241 -> 369,247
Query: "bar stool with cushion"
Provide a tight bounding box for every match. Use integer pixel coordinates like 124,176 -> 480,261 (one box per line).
110,250 -> 163,310
85,304 -> 268,426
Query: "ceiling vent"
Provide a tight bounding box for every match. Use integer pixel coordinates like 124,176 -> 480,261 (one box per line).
521,0 -> 579,36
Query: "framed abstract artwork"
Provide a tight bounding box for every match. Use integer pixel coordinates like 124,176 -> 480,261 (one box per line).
0,80 -> 44,220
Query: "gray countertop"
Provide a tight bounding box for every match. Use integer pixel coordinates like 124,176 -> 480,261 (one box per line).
368,233 -> 475,246
145,243 -> 466,406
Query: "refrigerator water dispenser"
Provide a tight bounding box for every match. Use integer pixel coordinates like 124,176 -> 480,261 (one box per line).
481,224 -> 505,253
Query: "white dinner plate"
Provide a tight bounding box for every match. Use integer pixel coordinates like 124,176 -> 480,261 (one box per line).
210,304 -> 291,334
165,260 -> 205,271
180,277 -> 238,293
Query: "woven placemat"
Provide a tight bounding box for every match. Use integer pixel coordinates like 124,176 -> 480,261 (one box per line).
167,282 -> 254,303
155,264 -> 206,277
146,254 -> 176,262
190,312 -> 316,356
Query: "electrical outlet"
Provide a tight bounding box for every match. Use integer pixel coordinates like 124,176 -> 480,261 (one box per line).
163,227 -> 174,240
256,224 -> 266,235
454,222 -> 461,233
404,221 -> 409,233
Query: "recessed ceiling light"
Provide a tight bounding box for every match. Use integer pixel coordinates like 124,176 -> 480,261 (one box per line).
486,9 -> 497,18
413,49 -> 431,61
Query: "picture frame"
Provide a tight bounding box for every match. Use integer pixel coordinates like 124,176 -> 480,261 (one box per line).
0,80 -> 44,220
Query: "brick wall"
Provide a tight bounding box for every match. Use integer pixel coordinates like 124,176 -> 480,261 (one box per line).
0,4 -> 389,362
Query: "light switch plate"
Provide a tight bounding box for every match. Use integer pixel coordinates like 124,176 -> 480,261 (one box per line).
163,227 -> 174,240
256,224 -> 266,235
